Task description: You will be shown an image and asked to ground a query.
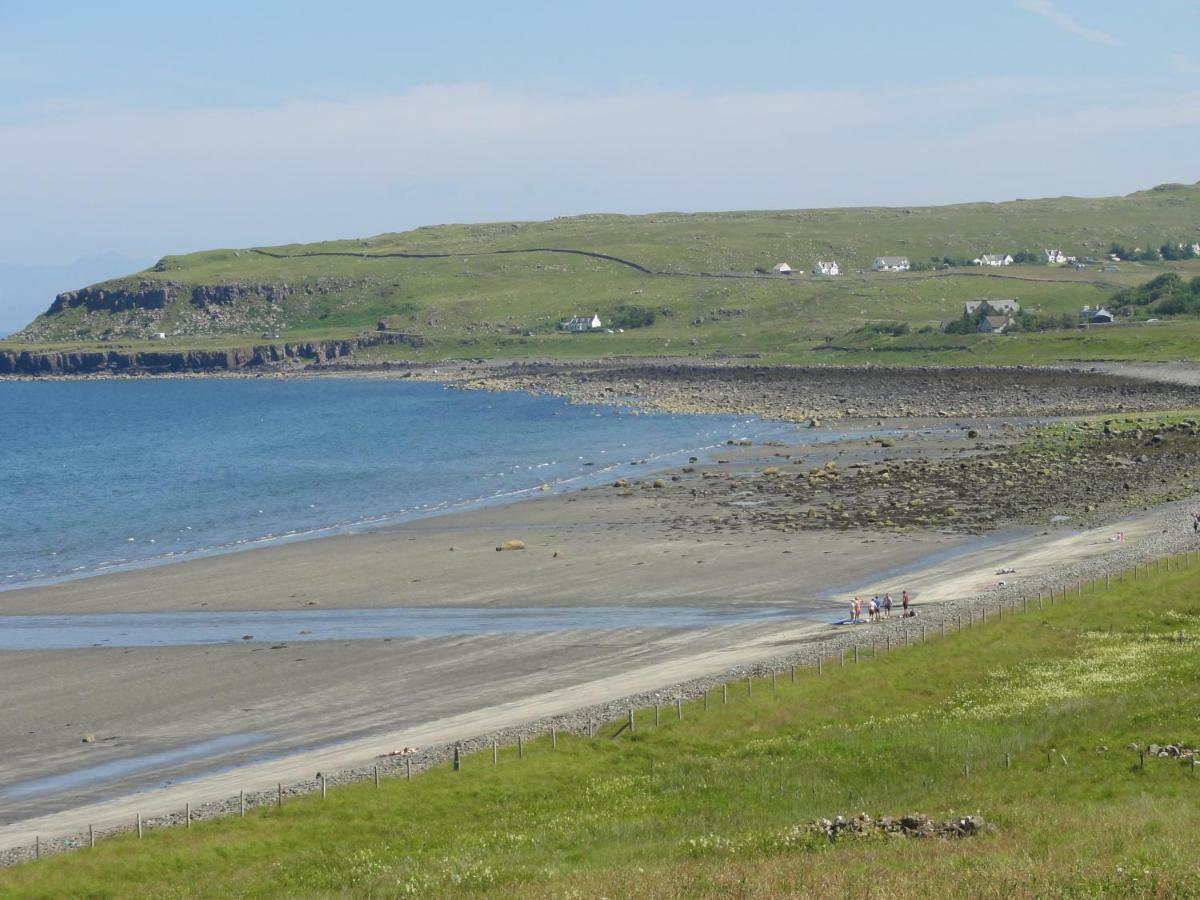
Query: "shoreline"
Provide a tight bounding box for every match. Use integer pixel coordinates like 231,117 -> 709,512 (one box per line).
3,496 -> 1197,864
4,366 -> 1200,864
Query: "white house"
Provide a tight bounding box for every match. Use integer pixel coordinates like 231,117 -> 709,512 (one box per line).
976,253 -> 1014,267
812,259 -> 840,276
563,313 -> 602,332
149,332 -> 167,340
1044,249 -> 1068,265
872,256 -> 910,272
1192,243 -> 1200,256
771,262 -> 793,274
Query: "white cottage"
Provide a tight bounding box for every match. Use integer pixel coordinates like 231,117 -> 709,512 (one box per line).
976,253 -> 1014,267
812,260 -> 840,276
1044,249 -> 1068,265
563,313 -> 602,332
872,256 -> 910,272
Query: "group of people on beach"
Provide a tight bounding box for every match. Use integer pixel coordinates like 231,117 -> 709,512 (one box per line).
848,591 -> 910,624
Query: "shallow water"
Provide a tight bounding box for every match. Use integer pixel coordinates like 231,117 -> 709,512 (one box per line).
0,378 -> 812,591
1,734 -> 271,800
0,605 -> 813,651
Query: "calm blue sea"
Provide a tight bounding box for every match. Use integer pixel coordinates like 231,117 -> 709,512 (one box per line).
0,378 -> 800,590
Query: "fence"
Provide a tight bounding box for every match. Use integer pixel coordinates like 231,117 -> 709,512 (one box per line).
10,548 -> 1198,865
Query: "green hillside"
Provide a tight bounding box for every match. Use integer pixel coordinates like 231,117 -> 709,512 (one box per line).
8,181 -> 1200,363
5,553 -> 1200,896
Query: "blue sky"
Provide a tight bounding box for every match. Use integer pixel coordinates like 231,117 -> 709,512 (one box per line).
0,0 -> 1198,276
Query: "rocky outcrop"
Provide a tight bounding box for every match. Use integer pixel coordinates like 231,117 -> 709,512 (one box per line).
49,281 -> 182,314
0,333 -> 417,376
190,283 -> 292,307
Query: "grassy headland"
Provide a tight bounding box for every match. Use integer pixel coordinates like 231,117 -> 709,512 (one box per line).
5,557 -> 1200,897
7,182 -> 1200,368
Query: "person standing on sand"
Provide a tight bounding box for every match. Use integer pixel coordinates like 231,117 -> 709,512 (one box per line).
850,597 -> 858,624
902,590 -> 911,617
883,593 -> 893,619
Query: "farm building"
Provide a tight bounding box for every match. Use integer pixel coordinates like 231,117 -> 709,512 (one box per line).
978,315 -> 1015,334
1080,307 -> 1114,324
771,262 -> 793,274
964,299 -> 1021,316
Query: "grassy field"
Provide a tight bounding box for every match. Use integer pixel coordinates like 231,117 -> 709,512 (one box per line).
8,181 -> 1200,367
6,556 -> 1200,897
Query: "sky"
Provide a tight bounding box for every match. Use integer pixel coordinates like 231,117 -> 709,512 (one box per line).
1,0 -> 1198,319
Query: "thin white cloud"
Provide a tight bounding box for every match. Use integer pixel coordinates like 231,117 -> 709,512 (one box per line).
1016,0 -> 1120,46
0,78 -> 1196,273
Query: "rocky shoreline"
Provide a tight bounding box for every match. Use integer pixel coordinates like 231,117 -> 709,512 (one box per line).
449,361 -> 1200,422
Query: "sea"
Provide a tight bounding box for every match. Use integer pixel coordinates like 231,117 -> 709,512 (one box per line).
0,377 -> 805,591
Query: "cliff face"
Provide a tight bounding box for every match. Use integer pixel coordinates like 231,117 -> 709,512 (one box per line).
0,333 -> 421,376
49,280 -> 180,314
19,278 -> 320,344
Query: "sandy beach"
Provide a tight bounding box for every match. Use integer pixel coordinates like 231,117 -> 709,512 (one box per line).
3,407 -> 1200,861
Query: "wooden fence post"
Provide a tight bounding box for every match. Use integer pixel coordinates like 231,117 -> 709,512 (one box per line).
186,802 -> 191,827
374,765 -> 380,788
790,664 -> 795,683
277,783 -> 283,807
655,704 -> 661,727
627,709 -> 634,734
552,725 -> 558,749
89,825 -> 95,848
452,745 -> 460,772
137,813 -> 143,839
406,760 -> 412,781
520,734 -> 526,756
723,683 -> 729,703
322,774 -> 328,795
240,791 -> 246,816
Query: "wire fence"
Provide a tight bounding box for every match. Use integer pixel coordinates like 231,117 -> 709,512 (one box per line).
7,548 -> 1197,866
